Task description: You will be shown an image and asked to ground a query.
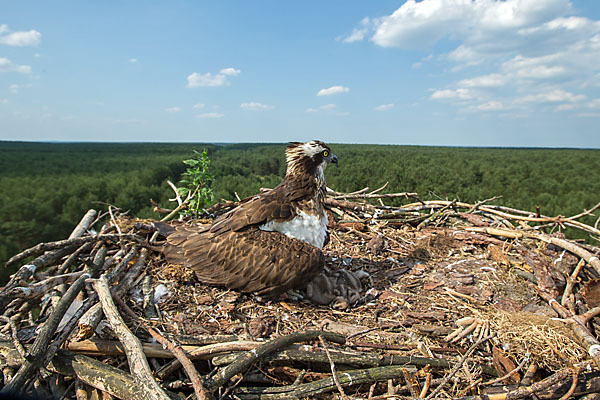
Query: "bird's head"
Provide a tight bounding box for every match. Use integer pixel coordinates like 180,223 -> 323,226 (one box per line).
285,140 -> 337,178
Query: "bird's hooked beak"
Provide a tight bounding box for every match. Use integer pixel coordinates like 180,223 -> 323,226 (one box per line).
328,153 -> 338,167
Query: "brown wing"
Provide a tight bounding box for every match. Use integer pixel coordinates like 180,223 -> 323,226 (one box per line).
162,225 -> 324,297
210,174 -> 316,234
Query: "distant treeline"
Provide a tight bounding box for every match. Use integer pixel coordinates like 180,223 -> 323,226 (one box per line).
1,141 -> 599,282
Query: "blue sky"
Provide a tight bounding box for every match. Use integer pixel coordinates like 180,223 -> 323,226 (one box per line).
1,0 -> 600,147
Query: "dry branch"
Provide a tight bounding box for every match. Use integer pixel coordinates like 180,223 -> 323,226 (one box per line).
234,365 -> 422,399
1,265 -> 97,394
113,296 -> 207,400
91,275 -> 171,400
205,330 -> 345,392
69,209 -> 98,240
5,233 -> 140,268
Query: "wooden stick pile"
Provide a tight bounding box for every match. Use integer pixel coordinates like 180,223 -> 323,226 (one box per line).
1,188 -> 600,399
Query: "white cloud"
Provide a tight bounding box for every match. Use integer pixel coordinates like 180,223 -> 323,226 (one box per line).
187,67 -> 241,88
187,72 -> 227,87
516,89 -> 586,103
587,99 -> 600,109
320,103 -> 337,110
317,85 -> 350,96
431,88 -> 474,100
342,17 -> 372,43
375,103 -> 395,111
458,74 -> 507,88
0,25 -> 41,46
352,0 -> 600,115
196,112 -> 224,119
220,67 -> 240,76
165,107 -> 182,113
129,58 -> 138,63
240,102 -> 274,111
9,83 -> 31,94
305,103 -> 349,116
555,103 -> 575,111
575,112 -> 600,118
193,103 -> 205,109
368,0 -> 572,50
0,57 -> 32,74
476,101 -> 506,111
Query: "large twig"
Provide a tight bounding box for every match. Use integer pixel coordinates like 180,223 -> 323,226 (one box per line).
5,233 -> 140,268
0,342 -> 175,400
43,294 -> 99,368
0,316 -> 26,360
205,330 -> 345,392
69,209 -> 98,239
318,335 -> 347,400
535,286 -> 600,367
76,247 -> 146,341
0,247 -> 107,395
7,271 -> 85,299
114,296 -> 208,400
234,365 -> 423,399
536,234 -> 600,275
334,191 -> 417,200
91,275 -> 171,400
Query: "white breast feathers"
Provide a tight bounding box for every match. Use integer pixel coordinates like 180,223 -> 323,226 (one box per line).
259,210 -> 328,248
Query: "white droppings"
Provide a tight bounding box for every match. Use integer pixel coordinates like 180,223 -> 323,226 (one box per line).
446,259 -> 468,269
153,284 -> 170,303
589,344 -> 600,357
553,250 -> 566,265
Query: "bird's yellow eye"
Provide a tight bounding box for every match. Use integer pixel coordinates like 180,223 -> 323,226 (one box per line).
323,150 -> 329,157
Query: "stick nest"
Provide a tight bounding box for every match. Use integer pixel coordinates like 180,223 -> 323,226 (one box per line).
2,188 -> 600,399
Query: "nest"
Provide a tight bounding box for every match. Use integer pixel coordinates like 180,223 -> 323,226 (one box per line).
1,188 -> 600,399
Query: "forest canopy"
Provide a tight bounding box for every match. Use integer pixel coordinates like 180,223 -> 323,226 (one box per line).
1,141 -> 599,282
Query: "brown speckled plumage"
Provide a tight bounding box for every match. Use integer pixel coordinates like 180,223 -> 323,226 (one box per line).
161,141 -> 337,296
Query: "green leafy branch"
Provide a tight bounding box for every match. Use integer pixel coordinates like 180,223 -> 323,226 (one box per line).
163,149 -> 214,221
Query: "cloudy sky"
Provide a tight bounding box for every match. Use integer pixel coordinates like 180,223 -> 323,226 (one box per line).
1,1 -> 599,147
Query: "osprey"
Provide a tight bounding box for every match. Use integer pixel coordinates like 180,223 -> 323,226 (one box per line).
160,141 -> 338,297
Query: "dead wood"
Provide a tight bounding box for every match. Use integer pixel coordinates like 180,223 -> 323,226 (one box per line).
69,209 -> 98,240
91,275 -> 171,400
113,295 -> 207,400
76,247 -> 146,342
234,364 -> 423,399
5,233 -> 140,268
7,271 -> 85,299
0,266 -> 98,393
205,330 -> 345,392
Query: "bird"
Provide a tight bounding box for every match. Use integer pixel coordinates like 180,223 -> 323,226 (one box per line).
159,140 -> 338,297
